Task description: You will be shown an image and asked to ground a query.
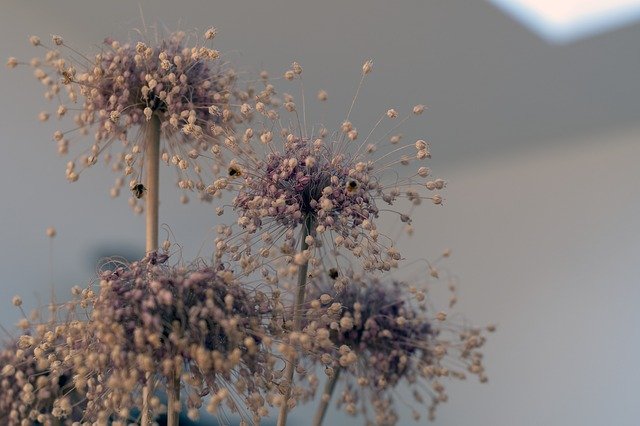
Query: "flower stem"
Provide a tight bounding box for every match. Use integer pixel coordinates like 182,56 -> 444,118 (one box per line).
312,366 -> 341,426
145,115 -> 160,253
141,115 -> 162,426
277,214 -> 315,426
167,372 -> 180,426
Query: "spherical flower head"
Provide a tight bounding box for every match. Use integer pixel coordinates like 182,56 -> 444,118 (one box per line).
312,280 -> 432,388
69,252 -> 273,422
234,136 -> 378,232
302,271 -> 491,424
214,61 -> 445,273
15,28 -> 248,209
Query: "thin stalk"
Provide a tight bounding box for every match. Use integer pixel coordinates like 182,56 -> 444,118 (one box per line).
312,366 -> 341,426
167,372 -> 181,426
277,214 -> 315,426
145,115 -> 160,253
141,115 -> 162,426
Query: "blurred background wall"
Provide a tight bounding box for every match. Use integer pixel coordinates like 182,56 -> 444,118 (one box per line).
1,1 -> 639,425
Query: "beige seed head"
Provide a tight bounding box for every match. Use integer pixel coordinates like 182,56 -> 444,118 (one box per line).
413,104 -> 426,115
1,364 -> 15,376
429,266 -> 439,278
362,59 -> 373,75
240,103 -> 253,116
204,27 -> 217,40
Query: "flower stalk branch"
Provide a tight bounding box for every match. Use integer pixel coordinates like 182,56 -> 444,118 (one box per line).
277,214 -> 315,426
141,114 -> 184,426
312,366 -> 341,426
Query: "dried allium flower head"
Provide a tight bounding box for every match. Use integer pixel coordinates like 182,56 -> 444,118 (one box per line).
64,252 -> 274,423
0,323 -> 79,424
214,60 -> 444,273
12,28 -> 248,209
302,269 -> 491,425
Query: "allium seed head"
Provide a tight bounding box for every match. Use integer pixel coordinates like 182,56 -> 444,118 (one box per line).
64,252 -> 273,421
300,270 -> 491,424
215,61 -> 444,273
14,27 -> 249,210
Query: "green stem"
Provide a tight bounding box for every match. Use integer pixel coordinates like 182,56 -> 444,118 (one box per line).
277,215 -> 315,426
312,366 -> 341,426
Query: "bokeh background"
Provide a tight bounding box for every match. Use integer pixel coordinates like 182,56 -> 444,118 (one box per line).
1,1 -> 640,425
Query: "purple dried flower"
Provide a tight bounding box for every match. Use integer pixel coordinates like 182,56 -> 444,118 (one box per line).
12,28 -> 249,208
61,253 -> 274,423
213,61 -> 445,274
302,271 -> 492,424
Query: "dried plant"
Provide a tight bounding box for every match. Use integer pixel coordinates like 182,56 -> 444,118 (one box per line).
65,252 -> 274,423
213,60 -> 444,275
5,22 -> 492,426
204,60 -> 449,425
0,344 -> 77,425
8,27 -> 248,210
301,265 -> 493,425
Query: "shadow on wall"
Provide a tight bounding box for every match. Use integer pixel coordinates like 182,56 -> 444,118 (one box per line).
88,243 -> 144,273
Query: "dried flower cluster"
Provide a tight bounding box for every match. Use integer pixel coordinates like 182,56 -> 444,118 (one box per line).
0,334 -> 76,425
301,270 -> 491,424
70,252 -> 275,423
10,28 -> 249,209
0,253 -> 280,425
213,62 -> 445,277
6,26 -> 491,426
